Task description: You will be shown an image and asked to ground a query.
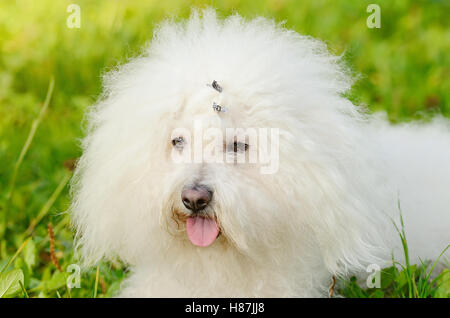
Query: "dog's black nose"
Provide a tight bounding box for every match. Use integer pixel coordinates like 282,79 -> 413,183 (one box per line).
181,185 -> 212,213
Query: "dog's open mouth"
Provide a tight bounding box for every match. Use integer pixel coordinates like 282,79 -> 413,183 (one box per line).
186,216 -> 220,247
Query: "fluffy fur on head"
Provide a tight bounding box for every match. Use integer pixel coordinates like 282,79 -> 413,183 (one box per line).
71,9 -> 450,297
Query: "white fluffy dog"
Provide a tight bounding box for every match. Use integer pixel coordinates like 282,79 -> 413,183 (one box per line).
71,9 -> 450,297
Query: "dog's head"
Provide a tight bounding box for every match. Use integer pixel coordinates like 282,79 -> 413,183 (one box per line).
71,9 -> 389,273
157,84 -> 290,256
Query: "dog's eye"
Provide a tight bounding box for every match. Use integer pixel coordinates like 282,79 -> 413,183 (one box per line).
233,141 -> 248,153
172,136 -> 184,149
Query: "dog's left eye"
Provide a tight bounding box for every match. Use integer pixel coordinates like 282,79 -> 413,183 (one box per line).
172,136 -> 184,149
233,141 -> 249,153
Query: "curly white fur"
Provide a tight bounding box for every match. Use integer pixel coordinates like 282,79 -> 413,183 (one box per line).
71,9 -> 450,297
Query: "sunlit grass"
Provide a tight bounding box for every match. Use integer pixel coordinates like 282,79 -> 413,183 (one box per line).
0,0 -> 449,298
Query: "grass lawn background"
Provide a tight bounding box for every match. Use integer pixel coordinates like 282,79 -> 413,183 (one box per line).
0,0 -> 449,298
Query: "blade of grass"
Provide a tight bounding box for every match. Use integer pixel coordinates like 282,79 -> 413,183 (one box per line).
5,76 -> 55,205
429,246 -> 450,291
66,283 -> 72,298
19,280 -> 29,298
392,261 -> 406,271
25,172 -> 71,235
0,237 -> 31,274
93,265 -> 100,298
431,271 -> 450,288
417,257 -> 430,296
391,198 -> 416,297
425,244 -> 449,283
2,77 -> 55,239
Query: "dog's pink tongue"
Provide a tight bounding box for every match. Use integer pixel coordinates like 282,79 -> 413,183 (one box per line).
186,217 -> 219,247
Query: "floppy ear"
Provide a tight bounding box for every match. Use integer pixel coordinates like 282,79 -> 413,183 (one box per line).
309,188 -> 391,275
286,104 -> 393,276
70,119 -> 147,266
291,152 -> 392,276
70,93 -> 174,266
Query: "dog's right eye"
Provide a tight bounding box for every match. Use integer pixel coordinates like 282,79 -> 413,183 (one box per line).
172,136 -> 184,149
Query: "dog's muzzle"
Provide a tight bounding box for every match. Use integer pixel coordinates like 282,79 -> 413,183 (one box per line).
180,185 -> 220,247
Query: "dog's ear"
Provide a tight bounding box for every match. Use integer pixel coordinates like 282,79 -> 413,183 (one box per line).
312,202 -> 391,276
70,99 -> 169,266
69,137 -> 134,266
297,161 -> 393,276
286,107 -> 393,276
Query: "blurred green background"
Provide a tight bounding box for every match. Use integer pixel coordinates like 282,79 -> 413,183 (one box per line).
0,0 -> 449,298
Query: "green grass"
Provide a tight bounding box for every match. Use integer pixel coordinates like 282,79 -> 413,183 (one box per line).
338,202 -> 450,298
0,0 -> 449,298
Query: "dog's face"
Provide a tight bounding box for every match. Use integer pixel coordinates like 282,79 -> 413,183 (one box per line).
71,10 -> 387,272
151,84 -> 293,256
